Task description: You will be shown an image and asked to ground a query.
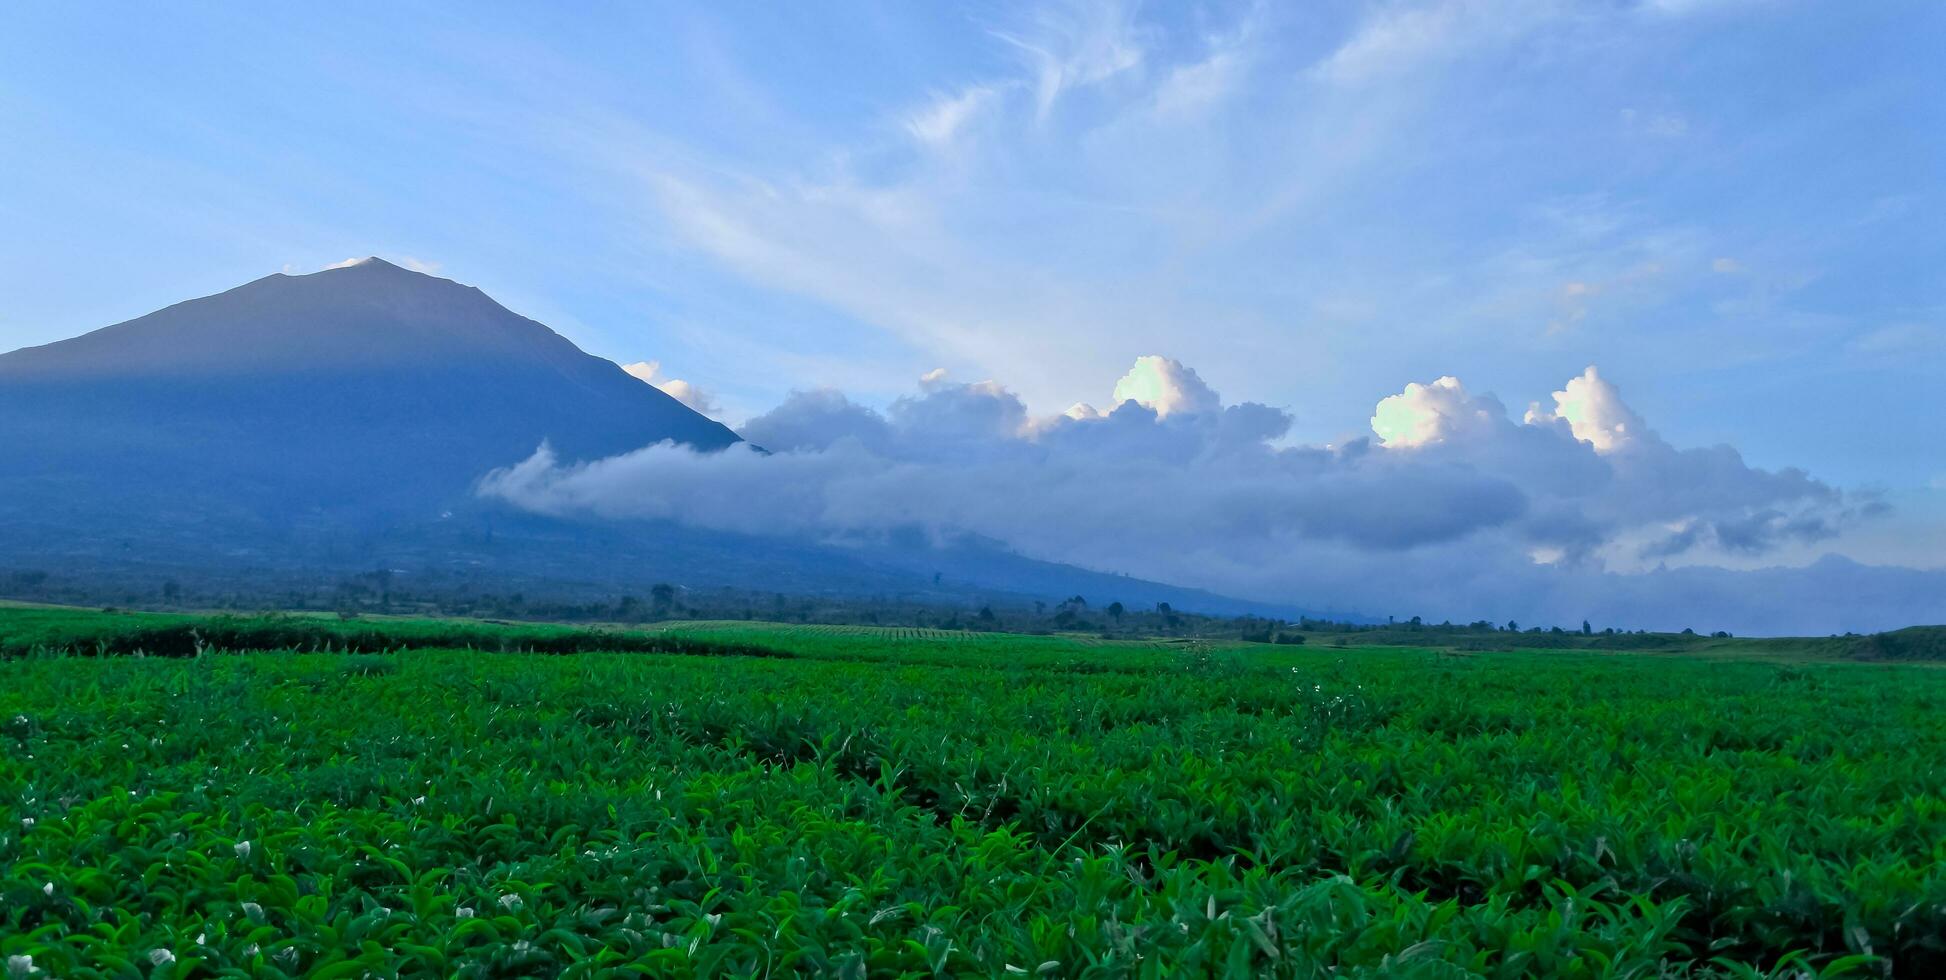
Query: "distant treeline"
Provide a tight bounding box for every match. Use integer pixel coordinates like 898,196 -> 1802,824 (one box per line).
1819,626 -> 1946,662
5,566 -> 1934,654
2,567 -> 1333,640
0,612 -> 791,660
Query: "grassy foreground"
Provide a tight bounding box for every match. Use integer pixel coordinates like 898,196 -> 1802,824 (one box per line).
3,608 -> 1945,976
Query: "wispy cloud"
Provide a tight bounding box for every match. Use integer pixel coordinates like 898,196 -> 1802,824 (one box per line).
992,0 -> 1147,121
904,86 -> 998,148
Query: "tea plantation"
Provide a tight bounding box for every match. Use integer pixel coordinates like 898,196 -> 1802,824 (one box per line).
4,608 -> 1944,976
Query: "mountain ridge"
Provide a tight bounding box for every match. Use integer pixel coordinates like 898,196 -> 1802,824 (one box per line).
0,260 -> 1326,619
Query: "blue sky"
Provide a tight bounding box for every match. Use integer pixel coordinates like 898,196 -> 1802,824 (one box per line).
4,0 -> 1942,581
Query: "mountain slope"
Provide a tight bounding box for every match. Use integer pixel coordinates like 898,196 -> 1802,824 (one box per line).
0,260 -> 1320,618
0,258 -> 738,522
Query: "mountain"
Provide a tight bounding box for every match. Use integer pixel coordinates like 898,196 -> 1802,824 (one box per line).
0,260 -> 1316,619
0,258 -> 738,522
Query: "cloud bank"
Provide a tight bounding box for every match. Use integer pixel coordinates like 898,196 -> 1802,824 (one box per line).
481,359 -> 1925,634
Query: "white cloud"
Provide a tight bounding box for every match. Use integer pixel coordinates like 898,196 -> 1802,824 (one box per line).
1110,355 -> 1219,417
1150,14 -> 1259,119
904,86 -> 996,148
1151,48 -> 1242,117
1315,0 -> 1758,89
483,359 -> 1881,630
622,359 -> 719,415
1847,323 -> 1945,358
1523,366 -> 1645,453
524,0 -> 1894,481
1314,1 -> 1474,87
1370,376 -> 1500,448
994,0 -> 1146,121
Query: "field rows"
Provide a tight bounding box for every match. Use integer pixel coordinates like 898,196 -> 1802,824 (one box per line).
4,613 -> 1944,975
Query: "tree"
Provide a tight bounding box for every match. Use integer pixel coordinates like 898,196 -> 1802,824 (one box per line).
1506,620 -> 1518,632
977,605 -> 996,625
1107,601 -> 1125,623
650,583 -> 676,618
1582,620 -> 1593,636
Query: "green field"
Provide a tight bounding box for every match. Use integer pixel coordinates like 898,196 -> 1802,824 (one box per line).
4,608 -> 1944,976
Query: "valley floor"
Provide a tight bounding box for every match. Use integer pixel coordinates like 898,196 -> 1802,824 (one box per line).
3,609 -> 1943,976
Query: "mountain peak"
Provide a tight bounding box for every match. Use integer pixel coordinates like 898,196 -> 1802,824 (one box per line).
320,256 -> 411,275
0,261 -> 742,521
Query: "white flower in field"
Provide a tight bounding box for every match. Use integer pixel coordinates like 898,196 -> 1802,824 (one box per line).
498,893 -> 523,912
242,902 -> 264,920
195,933 -> 206,945
41,882 -> 53,896
234,840 -> 252,859
19,817 -> 32,829
456,906 -> 475,919
275,947 -> 299,967
7,954 -> 33,979
513,940 -> 532,952
148,949 -> 175,966
244,943 -> 260,957
412,796 -> 426,805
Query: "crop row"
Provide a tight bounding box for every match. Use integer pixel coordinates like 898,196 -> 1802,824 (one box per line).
4,643 -> 1942,976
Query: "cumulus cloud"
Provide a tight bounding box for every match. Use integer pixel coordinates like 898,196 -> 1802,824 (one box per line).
1523,366 -> 1645,453
622,360 -> 719,416
1110,355 -> 1220,418
480,358 -> 1891,630
1370,376 -> 1501,448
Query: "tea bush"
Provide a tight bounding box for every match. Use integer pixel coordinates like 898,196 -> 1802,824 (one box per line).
3,616 -> 1943,976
